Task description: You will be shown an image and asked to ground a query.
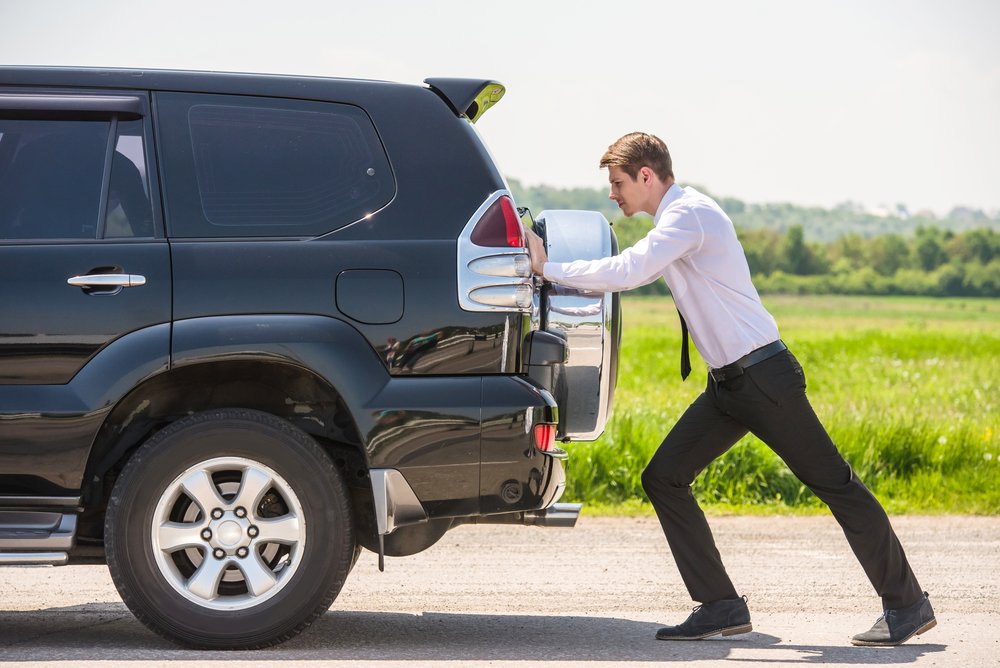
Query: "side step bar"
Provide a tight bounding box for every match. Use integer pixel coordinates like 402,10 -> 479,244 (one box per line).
0,552 -> 68,565
0,511 -> 76,566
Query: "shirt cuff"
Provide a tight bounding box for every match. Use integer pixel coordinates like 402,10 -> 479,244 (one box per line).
541,261 -> 560,282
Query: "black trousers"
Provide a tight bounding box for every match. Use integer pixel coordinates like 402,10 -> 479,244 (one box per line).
641,348 -> 924,610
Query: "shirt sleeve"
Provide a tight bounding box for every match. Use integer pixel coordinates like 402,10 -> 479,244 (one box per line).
542,206 -> 704,291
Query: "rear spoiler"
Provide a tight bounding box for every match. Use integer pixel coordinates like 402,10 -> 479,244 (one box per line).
424,78 -> 505,123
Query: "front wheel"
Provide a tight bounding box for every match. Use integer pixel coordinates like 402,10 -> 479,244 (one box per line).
105,408 -> 355,649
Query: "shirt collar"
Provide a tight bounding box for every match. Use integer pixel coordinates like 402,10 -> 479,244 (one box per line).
655,182 -> 685,221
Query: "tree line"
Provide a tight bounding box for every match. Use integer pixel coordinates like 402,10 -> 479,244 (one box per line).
509,178 -> 1000,298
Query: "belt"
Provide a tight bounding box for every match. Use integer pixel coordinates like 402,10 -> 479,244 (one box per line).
709,340 -> 787,382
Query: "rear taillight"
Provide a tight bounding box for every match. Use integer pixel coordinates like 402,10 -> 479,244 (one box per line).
471,195 -> 525,248
533,423 -> 556,452
457,190 -> 533,313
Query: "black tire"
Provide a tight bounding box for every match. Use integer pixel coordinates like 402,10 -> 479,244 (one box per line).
105,408 -> 355,649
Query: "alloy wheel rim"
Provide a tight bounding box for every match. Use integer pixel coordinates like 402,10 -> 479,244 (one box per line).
151,456 -> 306,611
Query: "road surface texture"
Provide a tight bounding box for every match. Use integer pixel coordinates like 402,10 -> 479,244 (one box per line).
1,515 -> 998,667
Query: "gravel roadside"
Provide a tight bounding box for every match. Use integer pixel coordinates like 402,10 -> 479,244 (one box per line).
1,515 -> 997,666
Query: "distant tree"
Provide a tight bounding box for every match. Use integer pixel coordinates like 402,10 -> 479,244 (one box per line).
933,263 -> 966,295
780,225 -> 817,275
914,228 -> 949,271
716,196 -> 746,215
964,259 -> 1000,295
867,234 -> 910,276
827,233 -> 866,270
947,228 -> 999,264
738,228 -> 782,276
808,240 -> 832,274
969,228 -> 1000,263
947,206 -> 989,222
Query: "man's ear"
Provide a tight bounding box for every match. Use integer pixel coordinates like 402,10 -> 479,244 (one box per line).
639,166 -> 654,186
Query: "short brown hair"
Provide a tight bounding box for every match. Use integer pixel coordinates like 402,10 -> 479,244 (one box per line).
599,132 -> 673,181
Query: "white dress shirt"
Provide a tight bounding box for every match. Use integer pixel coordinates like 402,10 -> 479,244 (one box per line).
542,183 -> 780,369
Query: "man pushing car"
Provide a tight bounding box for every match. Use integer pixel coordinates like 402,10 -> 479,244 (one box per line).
523,131 -> 936,647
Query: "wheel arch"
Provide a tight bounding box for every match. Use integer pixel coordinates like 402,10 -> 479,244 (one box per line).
88,358 -> 364,476
80,314 -> 393,540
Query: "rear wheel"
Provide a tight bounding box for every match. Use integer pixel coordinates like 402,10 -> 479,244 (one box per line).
105,408 -> 355,649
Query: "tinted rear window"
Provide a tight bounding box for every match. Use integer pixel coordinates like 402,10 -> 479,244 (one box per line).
156,93 -> 394,238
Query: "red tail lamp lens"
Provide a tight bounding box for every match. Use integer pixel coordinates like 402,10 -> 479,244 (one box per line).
471,195 -> 525,248
533,423 -> 556,452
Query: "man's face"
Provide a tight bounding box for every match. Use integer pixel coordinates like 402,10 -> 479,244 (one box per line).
607,165 -> 645,217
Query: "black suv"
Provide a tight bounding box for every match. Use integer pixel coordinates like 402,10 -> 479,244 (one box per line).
0,67 -> 619,649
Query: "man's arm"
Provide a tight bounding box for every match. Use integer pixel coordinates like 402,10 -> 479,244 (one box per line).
527,208 -> 703,292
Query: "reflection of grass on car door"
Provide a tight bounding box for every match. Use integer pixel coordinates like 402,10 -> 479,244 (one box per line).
564,294 -> 1000,514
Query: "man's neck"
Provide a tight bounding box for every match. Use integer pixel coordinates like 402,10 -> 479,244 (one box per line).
645,177 -> 674,216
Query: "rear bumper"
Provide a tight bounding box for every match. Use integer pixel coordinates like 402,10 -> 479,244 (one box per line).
373,449 -> 580,530
364,375 -> 571,533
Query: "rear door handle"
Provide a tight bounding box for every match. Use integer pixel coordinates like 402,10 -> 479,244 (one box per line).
67,273 -> 147,288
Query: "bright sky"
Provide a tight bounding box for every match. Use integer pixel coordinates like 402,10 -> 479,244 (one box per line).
2,0 -> 998,215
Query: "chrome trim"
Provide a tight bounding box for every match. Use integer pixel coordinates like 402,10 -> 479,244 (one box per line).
0,94 -> 144,115
500,313 -> 510,371
523,503 -> 581,528
67,273 -> 146,288
0,552 -> 68,565
456,190 -> 533,313
537,209 -> 616,440
0,496 -> 81,507
468,284 -> 532,308
370,468 -> 428,536
541,446 -> 569,460
468,253 -> 531,277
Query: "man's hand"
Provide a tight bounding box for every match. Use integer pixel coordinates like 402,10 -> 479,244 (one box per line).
524,226 -> 548,277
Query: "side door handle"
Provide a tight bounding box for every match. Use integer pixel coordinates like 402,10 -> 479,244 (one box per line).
67,273 -> 147,289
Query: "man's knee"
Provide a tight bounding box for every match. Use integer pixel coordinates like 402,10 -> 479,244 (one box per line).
793,457 -> 859,497
641,460 -> 691,497
807,464 -> 882,509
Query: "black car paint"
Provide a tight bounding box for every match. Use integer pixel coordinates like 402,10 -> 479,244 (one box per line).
0,68 -> 560,547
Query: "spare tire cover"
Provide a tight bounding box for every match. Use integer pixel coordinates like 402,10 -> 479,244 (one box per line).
536,209 -> 619,441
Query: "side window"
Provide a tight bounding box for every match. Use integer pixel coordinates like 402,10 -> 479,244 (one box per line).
0,113 -> 153,241
0,119 -> 109,240
106,119 -> 154,238
156,93 -> 394,238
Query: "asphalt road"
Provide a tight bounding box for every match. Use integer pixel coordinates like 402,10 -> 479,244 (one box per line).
1,515 -> 998,667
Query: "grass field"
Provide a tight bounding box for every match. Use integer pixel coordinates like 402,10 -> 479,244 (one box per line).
563,295 -> 1000,514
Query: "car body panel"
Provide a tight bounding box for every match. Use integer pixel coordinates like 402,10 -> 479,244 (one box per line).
0,68 -> 609,580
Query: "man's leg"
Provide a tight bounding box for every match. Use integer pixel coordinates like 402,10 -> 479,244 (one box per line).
642,388 -> 749,603
721,351 -> 924,609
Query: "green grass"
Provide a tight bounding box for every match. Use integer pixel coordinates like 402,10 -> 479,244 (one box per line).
564,295 -> 1000,515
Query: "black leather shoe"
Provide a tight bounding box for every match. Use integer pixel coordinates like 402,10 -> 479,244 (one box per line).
656,596 -> 752,640
851,592 -> 937,647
